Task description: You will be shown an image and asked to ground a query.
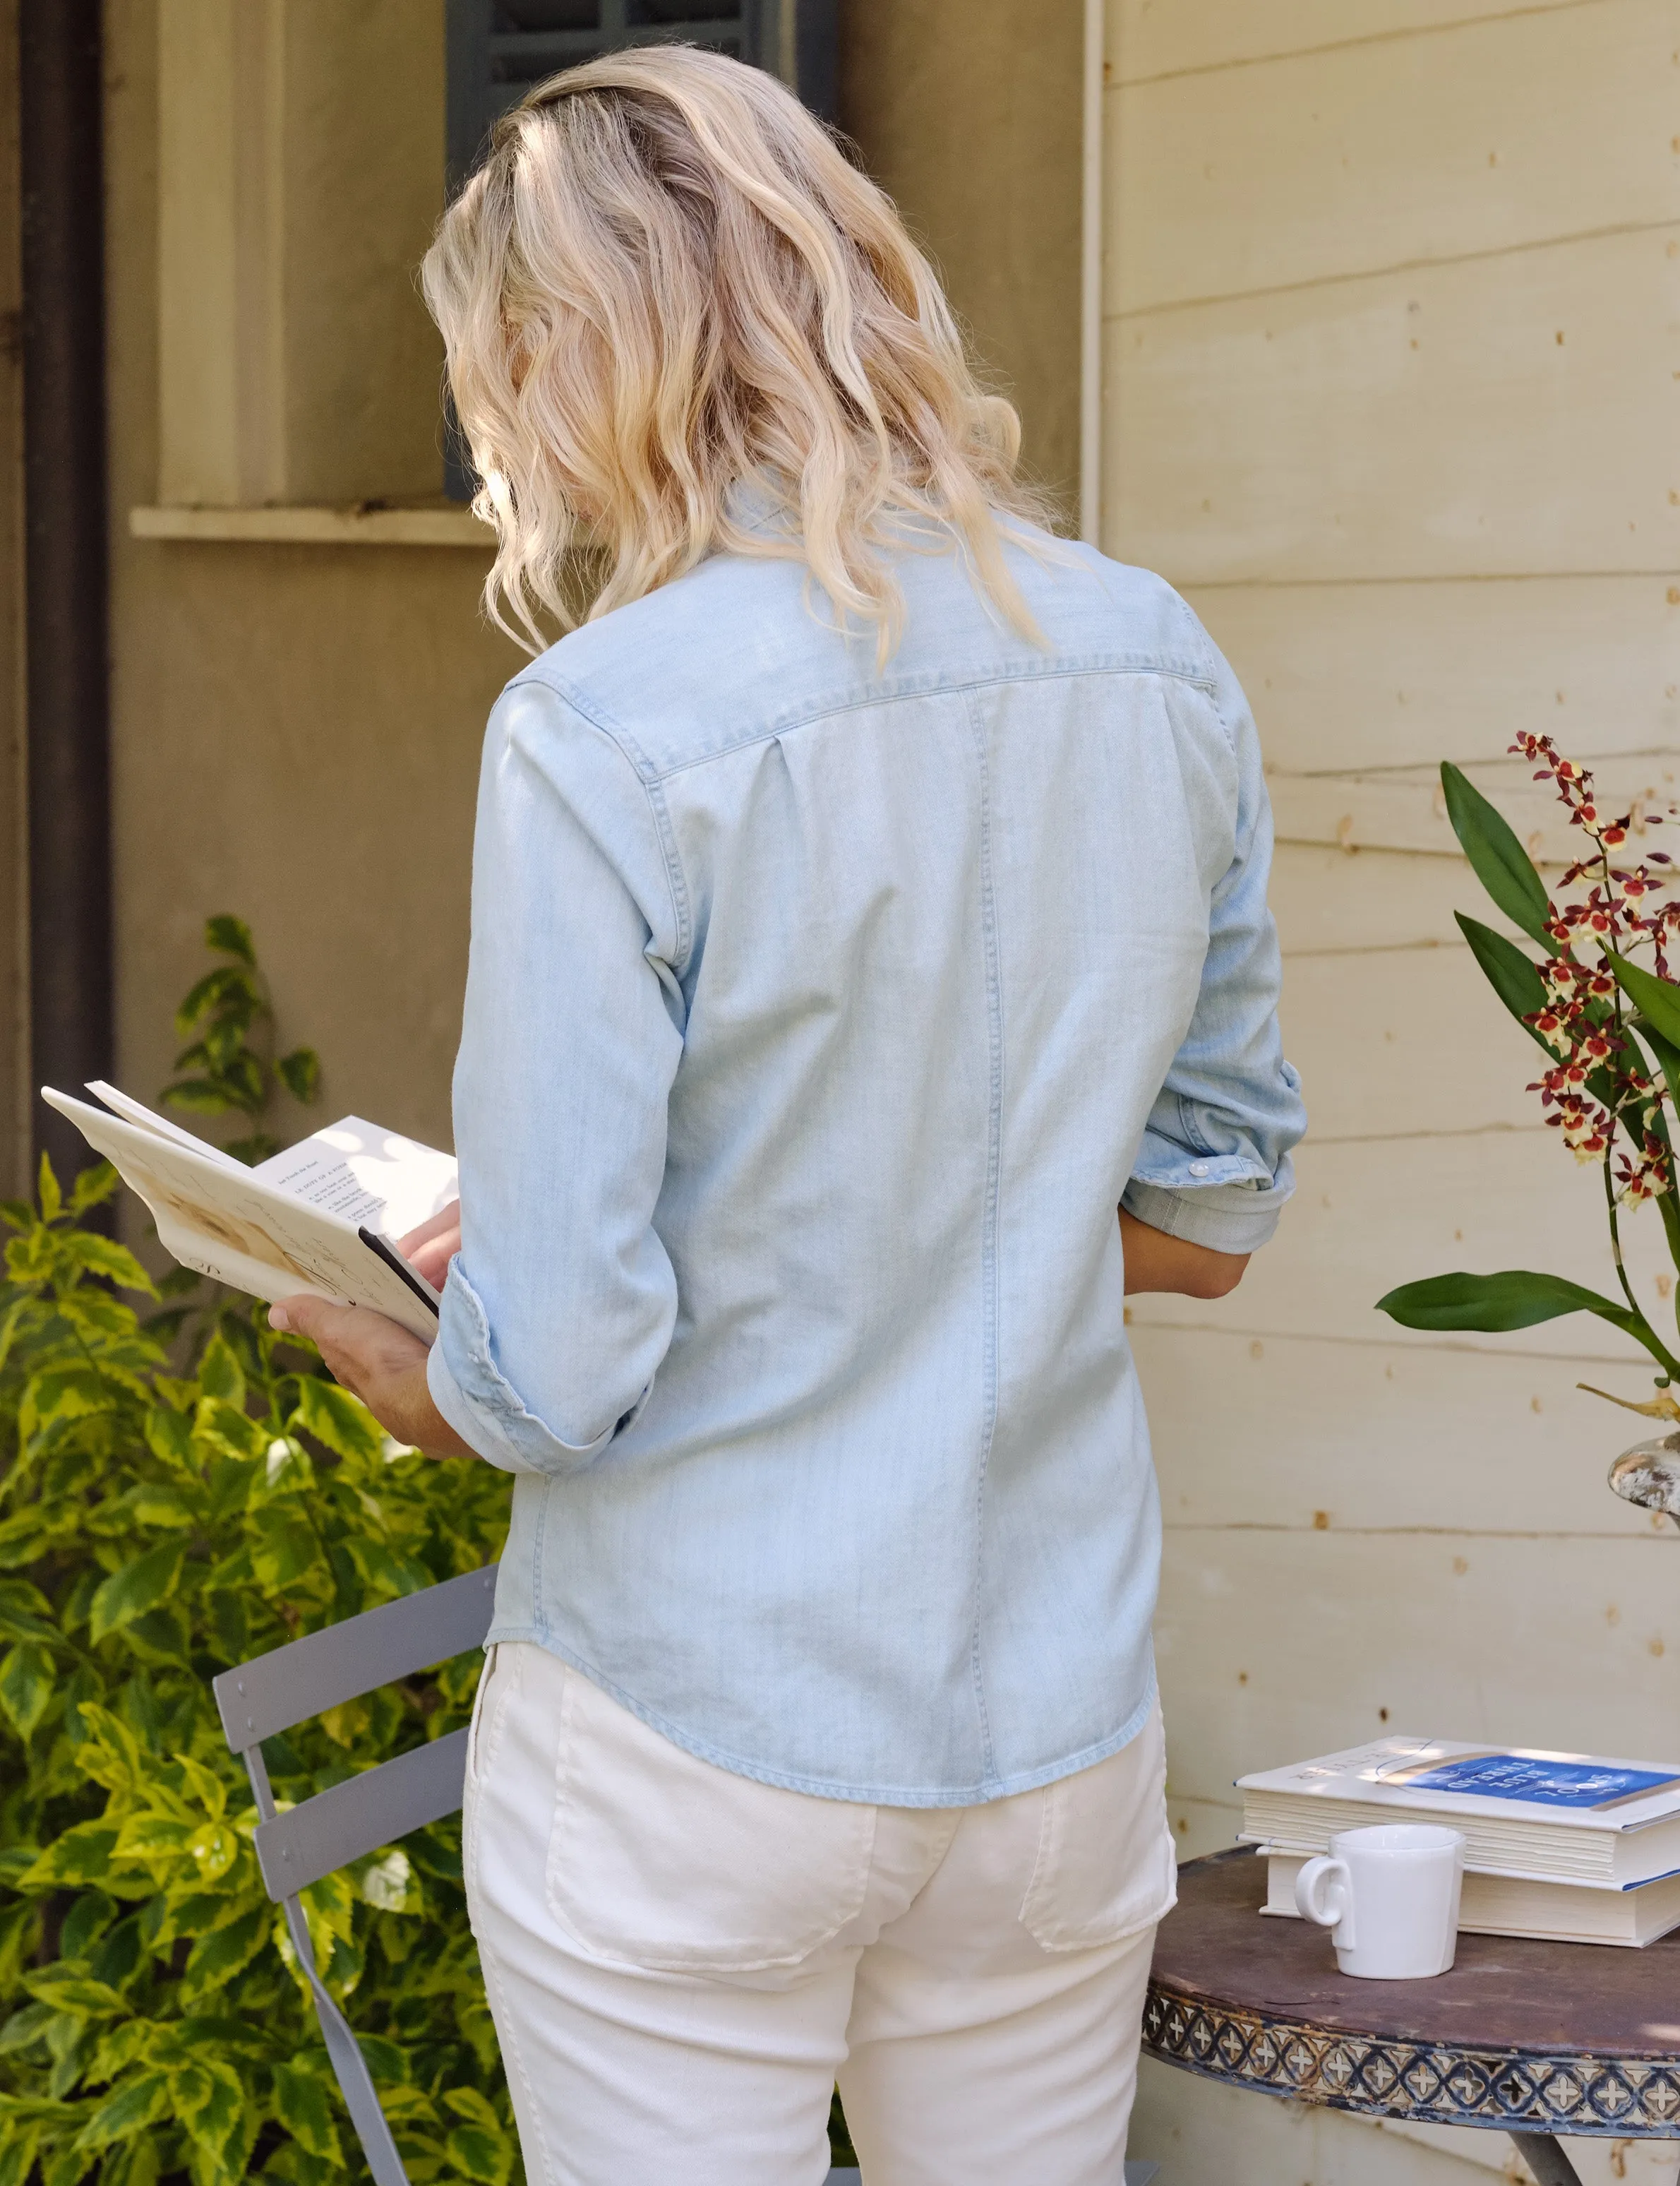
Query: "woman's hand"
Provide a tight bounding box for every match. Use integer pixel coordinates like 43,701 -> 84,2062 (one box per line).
397,1200 -> 462,1291
1119,1208 -> 1249,1298
268,1295 -> 478,1457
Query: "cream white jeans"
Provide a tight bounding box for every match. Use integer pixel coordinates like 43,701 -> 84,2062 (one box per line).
462,1642 -> 1175,2186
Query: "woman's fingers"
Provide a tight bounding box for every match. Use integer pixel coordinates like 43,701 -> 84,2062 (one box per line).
268,1296 -> 431,1388
396,1201 -> 462,1289
396,1200 -> 460,1255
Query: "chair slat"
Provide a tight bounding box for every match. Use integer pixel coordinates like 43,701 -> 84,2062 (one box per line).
253,1728 -> 472,1901
214,1565 -> 497,1752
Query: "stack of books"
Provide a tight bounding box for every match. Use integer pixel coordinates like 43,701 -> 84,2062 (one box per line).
1238,1738 -> 1680,1947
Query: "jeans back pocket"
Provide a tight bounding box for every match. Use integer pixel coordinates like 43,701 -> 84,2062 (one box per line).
546,1664 -> 876,1973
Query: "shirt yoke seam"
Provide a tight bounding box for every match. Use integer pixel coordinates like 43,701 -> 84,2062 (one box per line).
513,654 -> 1218,790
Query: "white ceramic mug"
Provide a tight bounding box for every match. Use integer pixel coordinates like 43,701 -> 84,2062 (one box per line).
1294,1822 -> 1465,1979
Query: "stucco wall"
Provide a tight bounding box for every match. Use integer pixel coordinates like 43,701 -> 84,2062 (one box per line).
839,0 -> 1084,515
92,0 -> 1084,1180
103,0 -> 512,1159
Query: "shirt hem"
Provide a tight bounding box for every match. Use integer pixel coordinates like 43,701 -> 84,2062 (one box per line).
483,1623 -> 1160,1807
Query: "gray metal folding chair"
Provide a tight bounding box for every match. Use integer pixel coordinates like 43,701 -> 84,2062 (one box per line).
212,1564 -> 500,2186
216,1567 -> 1165,2186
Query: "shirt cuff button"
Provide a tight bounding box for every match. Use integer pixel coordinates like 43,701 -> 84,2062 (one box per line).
1189,1161 -> 1209,1177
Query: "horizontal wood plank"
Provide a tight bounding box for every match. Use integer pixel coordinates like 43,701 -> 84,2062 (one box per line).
1166,1791 -> 1244,1862
1276,935 -> 1540,1140
1268,751 -> 1680,862
1187,574 -> 1680,777
1155,1529 -> 1680,1806
1125,1132 -> 1680,1356
1270,844 -> 1500,955
1110,0 -> 1680,313
1104,227 -> 1680,584
1110,0 -> 1596,84
1136,1325 -> 1670,1536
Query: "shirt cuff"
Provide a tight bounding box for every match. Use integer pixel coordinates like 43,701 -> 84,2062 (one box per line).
1121,1173 -> 1290,1255
428,1259 -> 623,1478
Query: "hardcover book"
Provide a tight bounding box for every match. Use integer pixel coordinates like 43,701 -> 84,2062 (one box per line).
1260,1849 -> 1680,1948
43,1083 -> 455,1342
1238,1738 -> 1680,1889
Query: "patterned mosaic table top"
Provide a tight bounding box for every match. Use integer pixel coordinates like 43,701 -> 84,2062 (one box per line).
1143,1848 -> 1680,2137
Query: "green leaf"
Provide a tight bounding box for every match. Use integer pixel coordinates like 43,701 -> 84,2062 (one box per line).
0,1642 -> 56,1740
37,1154 -> 64,1224
1441,761 -> 1554,945
66,1164 -> 121,1217
169,2053 -> 250,2170
40,2144 -> 95,2186
1636,1016 -> 1680,1112
64,1235 -> 158,1298
92,2131 -> 163,2186
289,1377 -> 384,1467
73,2069 -> 173,2151
159,1080 -> 244,1119
172,964 -> 261,1041
18,1828 -> 120,1891
0,2002 -> 59,2055
271,2064 -> 343,2164
1454,914 -> 1552,1050
203,914 -> 256,967
179,1904 -> 270,1999
1377,1269 -> 1645,1337
88,1542 -> 187,1646
275,1049 -> 320,1104
1607,950 -> 1680,1049
0,1577 -> 58,1643
20,1967 -> 130,2021
443,2093 -> 513,2186
0,2127 -> 44,2186
196,1334 -> 246,1409
247,1512 -> 320,1592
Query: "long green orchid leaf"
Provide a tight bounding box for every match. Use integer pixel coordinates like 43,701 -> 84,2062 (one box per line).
1376,1269 -> 1676,1375
1441,762 -> 1553,945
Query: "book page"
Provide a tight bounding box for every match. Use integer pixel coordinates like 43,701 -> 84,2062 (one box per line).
83,1081 -> 248,1171
253,1118 -> 457,1241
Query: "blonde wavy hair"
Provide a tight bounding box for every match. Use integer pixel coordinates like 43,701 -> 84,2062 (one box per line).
420,43 -> 1055,661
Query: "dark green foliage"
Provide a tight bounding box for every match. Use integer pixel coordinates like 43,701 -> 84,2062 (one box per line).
1,938 -> 516,2186
1439,762 -> 1553,945
164,917 -> 322,1166
1607,950 -> 1680,1052
1453,914 -> 1551,1050
1376,1270 -> 1650,1346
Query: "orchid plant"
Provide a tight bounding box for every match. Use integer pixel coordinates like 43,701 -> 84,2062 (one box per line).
1379,736 -> 1680,1421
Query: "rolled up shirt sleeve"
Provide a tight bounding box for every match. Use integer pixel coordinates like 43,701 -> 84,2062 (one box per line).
1121,629 -> 1307,1257
427,674 -> 687,1476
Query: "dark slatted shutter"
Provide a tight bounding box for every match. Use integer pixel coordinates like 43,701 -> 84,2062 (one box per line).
445,0 -> 839,193
442,0 -> 839,494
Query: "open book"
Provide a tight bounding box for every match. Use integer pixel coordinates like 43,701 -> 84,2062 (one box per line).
42,1084 -> 457,1342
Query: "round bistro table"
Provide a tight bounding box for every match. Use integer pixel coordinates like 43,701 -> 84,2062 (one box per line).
1143,1849 -> 1680,2186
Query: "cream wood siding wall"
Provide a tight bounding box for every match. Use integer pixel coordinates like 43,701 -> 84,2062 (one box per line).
1103,5 -> 1680,2182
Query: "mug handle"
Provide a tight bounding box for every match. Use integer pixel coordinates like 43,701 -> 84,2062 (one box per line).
1295,1855 -> 1355,1947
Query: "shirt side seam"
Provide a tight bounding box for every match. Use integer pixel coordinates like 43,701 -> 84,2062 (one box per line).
961,683 -> 1002,1790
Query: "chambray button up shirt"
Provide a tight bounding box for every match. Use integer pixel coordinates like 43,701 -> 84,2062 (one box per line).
428,527 -> 1305,1805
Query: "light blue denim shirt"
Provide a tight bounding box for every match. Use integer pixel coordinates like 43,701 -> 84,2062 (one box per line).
428,525 -> 1305,1805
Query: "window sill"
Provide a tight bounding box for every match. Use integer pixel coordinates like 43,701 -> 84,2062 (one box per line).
129,503 -> 491,547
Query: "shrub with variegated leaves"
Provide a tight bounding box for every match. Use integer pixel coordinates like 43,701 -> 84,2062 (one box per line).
0,928 -> 515,2186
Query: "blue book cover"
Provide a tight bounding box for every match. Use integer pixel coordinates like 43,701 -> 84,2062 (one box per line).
1394,1754 -> 1680,1810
